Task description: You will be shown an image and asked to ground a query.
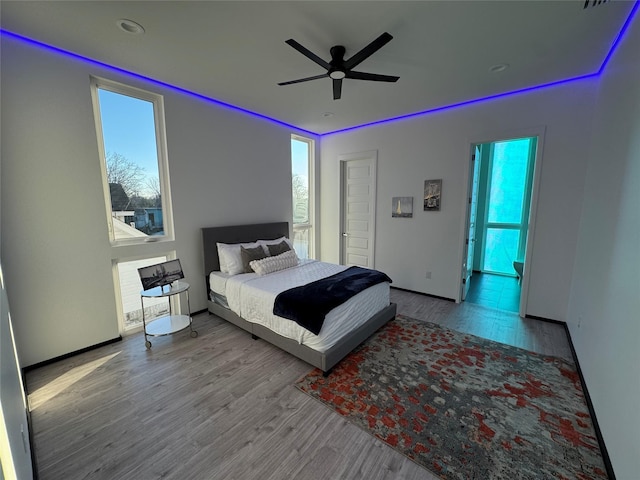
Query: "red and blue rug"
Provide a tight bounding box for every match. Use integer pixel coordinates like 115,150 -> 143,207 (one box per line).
295,314 -> 607,479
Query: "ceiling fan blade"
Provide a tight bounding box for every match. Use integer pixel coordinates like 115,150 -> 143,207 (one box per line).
346,71 -> 400,82
278,74 -> 328,86
285,39 -> 331,70
333,79 -> 343,100
343,32 -> 393,70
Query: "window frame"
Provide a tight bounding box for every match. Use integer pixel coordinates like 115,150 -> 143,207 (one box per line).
90,76 -> 175,245
291,134 -> 316,259
112,252 -> 180,334
480,138 -> 536,275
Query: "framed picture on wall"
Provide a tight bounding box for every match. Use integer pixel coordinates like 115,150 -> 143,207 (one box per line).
392,197 -> 413,218
424,179 -> 442,211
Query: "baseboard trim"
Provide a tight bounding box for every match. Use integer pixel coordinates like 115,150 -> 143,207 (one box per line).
390,286 -> 456,303
524,314 -> 566,326
562,324 -> 616,479
520,315 -> 615,477
23,335 -> 123,373
22,311 -> 209,372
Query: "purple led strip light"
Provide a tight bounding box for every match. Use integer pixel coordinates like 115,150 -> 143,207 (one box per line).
1,1 -> 637,137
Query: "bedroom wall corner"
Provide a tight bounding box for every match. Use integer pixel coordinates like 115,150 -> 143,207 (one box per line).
566,13 -> 640,478
319,80 -> 598,320
162,95 -> 306,312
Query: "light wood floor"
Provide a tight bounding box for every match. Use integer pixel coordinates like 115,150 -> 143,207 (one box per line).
26,289 -> 572,480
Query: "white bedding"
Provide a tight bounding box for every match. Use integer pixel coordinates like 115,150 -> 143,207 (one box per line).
208,259 -> 390,352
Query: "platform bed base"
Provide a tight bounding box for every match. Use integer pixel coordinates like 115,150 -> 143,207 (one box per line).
208,301 -> 397,374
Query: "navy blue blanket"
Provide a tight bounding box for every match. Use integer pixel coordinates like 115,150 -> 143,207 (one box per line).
273,266 -> 392,335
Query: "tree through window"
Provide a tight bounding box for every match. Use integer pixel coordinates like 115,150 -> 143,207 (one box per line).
291,136 -> 315,259
92,80 -> 173,242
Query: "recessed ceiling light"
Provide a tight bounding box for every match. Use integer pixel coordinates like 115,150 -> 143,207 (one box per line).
116,19 -> 145,35
489,63 -> 509,73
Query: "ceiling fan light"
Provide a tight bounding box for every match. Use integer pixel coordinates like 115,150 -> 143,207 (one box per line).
329,70 -> 346,80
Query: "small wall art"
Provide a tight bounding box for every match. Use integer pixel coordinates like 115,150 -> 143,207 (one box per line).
424,179 -> 442,211
392,196 -> 413,218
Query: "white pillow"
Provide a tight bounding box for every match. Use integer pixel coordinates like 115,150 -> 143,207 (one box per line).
258,236 -> 294,255
217,241 -> 262,275
250,250 -> 298,276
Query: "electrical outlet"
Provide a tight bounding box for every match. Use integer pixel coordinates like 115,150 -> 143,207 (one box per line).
425,271 -> 432,279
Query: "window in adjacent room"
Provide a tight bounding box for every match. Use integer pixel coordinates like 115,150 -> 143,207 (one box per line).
91,77 -> 174,244
481,137 -> 536,274
291,135 -> 315,259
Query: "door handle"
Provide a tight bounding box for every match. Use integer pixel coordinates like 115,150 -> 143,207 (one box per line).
342,233 -> 348,237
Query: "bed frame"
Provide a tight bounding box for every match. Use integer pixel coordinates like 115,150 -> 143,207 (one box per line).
202,222 -> 396,374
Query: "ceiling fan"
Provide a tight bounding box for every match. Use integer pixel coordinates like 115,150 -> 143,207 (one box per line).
278,32 -> 399,100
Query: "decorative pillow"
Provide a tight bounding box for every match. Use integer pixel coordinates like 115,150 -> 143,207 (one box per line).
258,236 -> 294,255
250,250 -> 298,276
267,240 -> 291,256
217,241 -> 261,275
241,245 -> 269,273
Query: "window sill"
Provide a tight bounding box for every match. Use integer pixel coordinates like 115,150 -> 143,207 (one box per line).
110,238 -> 176,260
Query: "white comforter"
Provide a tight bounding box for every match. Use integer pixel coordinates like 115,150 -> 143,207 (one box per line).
210,259 -> 390,352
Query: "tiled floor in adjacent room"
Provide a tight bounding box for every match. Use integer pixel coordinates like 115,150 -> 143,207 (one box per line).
465,271 -> 521,312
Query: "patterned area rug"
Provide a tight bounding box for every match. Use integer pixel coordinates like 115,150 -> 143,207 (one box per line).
295,314 -> 607,479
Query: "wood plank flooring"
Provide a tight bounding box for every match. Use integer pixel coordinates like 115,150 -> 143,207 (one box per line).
26,289 -> 572,480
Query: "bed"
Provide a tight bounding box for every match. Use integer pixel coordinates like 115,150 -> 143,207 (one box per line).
202,222 -> 396,374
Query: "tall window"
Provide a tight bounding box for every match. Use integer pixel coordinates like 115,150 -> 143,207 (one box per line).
91,78 -> 173,244
482,138 -> 536,274
92,78 -> 176,333
291,135 -> 315,259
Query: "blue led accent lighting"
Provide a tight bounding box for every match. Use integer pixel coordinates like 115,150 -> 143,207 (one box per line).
323,1 -> 639,137
0,29 -> 317,137
597,0 -> 639,74
322,72 -> 600,136
2,0 -> 638,139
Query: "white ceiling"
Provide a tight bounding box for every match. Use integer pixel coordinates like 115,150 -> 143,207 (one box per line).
1,1 -> 636,134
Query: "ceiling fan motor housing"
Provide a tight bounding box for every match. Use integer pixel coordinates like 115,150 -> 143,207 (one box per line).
329,45 -> 347,79
278,33 -> 398,99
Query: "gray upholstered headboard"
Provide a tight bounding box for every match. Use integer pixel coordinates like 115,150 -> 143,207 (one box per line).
202,222 -> 290,275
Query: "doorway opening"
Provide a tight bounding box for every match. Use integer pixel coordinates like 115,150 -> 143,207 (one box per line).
462,136 -> 537,313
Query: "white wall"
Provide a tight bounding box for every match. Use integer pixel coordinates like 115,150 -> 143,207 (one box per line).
320,81 -> 598,320
1,37 -> 120,368
1,36 -> 307,367
566,15 -> 640,479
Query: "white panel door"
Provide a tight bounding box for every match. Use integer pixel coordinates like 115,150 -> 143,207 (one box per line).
340,152 -> 377,267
